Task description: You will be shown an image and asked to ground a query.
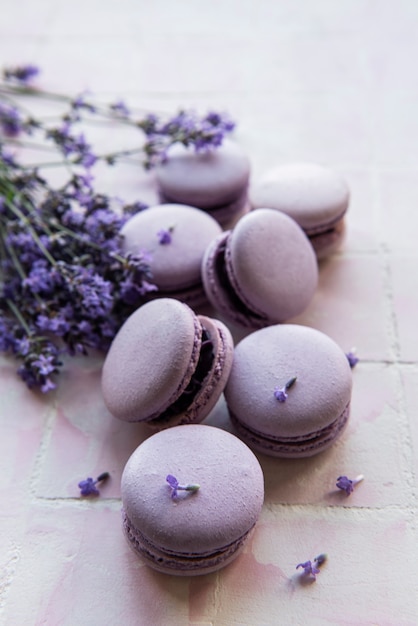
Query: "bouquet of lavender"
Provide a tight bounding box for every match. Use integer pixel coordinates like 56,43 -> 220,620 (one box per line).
0,65 -> 235,392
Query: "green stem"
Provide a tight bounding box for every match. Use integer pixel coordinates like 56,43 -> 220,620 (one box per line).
18,145 -> 146,171
0,193 -> 56,266
4,138 -> 61,153
1,168 -> 126,265
0,82 -> 169,116
6,298 -> 32,335
1,228 -> 27,281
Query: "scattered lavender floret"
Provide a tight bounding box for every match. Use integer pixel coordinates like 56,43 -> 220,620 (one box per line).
157,228 -> 173,245
336,474 -> 364,495
296,554 -> 327,580
166,474 -> 200,500
78,472 -> 110,497
274,376 -> 297,402
346,349 -> 359,368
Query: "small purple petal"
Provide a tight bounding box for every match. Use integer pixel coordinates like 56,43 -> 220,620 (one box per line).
274,387 -> 288,402
346,351 -> 359,368
166,474 -> 179,489
336,475 -> 354,495
274,377 -> 297,402
157,229 -> 172,245
336,474 -> 363,495
78,477 -> 99,496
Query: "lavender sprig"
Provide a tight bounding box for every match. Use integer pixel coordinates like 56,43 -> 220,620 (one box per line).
1,66 -> 235,170
0,64 -> 235,392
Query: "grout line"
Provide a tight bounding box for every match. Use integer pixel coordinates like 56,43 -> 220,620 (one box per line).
262,501 -> 418,517
27,401 -> 58,499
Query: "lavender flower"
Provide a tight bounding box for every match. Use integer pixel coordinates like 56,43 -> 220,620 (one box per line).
3,64 -> 40,84
274,376 -> 297,402
166,474 -> 200,500
346,349 -> 359,368
0,63 -> 234,391
71,93 -> 96,114
78,472 -> 110,497
336,474 -> 364,495
157,227 -> 174,245
296,554 -> 327,580
0,103 -> 24,137
109,100 -> 130,117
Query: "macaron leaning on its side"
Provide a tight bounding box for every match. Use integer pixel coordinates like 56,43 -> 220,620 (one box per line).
250,162 -> 350,258
121,203 -> 222,309
121,424 -> 264,575
155,139 -> 251,227
101,298 -> 234,429
201,208 -> 318,329
224,324 -> 352,457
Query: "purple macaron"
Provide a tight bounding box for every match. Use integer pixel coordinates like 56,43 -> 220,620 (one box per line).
120,203 -> 222,308
155,139 -> 251,226
250,162 -> 350,259
121,424 -> 264,575
201,208 -> 318,329
224,324 -> 352,457
101,298 -> 234,429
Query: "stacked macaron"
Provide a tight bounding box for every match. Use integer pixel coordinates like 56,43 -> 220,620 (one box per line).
121,203 -> 222,308
155,139 -> 251,227
224,324 -> 353,457
250,162 -> 350,258
121,425 -> 264,575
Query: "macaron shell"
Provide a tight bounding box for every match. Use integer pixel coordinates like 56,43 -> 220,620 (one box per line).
123,512 -> 254,575
229,404 -> 350,458
226,209 -> 318,322
186,315 -> 234,422
121,204 -> 222,290
201,232 -> 269,329
121,425 -> 264,557
250,162 -> 350,231
155,139 -> 250,208
101,299 -> 200,423
224,324 -> 352,439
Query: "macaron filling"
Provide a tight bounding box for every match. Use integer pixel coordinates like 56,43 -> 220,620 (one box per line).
148,326 -> 215,426
229,401 -> 350,456
302,209 -> 346,237
212,235 -> 268,324
123,510 -> 253,573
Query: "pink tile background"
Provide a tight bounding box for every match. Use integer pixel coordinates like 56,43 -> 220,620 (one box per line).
2,0 -> 418,624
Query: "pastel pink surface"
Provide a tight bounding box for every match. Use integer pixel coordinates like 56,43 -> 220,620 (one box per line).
3,2 -> 418,623
121,425 -> 264,574
224,324 -> 352,457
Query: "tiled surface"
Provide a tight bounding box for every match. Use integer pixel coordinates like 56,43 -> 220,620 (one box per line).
2,1 -> 418,624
